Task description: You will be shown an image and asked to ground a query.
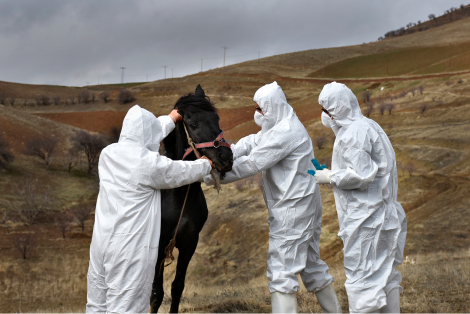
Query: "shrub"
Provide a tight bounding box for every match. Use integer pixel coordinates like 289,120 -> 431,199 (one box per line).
118,89 -> 136,104
0,135 -> 14,170
420,104 -> 428,113
13,177 -> 52,225
314,136 -> 328,149
23,135 -> 59,170
72,205 -> 93,231
13,227 -> 37,259
53,96 -> 61,105
56,211 -> 74,238
100,92 -> 110,103
70,130 -> 107,174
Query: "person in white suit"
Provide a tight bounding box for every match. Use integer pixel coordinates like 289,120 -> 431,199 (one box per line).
86,105 -> 213,313
205,82 -> 342,313
314,82 -> 407,313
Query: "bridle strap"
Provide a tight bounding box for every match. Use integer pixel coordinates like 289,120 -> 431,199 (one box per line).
182,129 -> 231,160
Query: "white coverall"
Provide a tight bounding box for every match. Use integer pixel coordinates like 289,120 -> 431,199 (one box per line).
86,105 -> 211,313
205,82 -> 334,294
319,82 -> 407,313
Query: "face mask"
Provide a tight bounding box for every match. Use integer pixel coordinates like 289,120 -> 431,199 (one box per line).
254,111 -> 265,127
321,112 -> 340,135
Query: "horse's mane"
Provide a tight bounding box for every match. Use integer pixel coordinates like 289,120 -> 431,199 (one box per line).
173,92 -> 217,114
163,90 -> 217,160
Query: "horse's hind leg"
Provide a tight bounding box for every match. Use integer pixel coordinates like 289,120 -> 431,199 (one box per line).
150,246 -> 167,313
169,236 -> 199,313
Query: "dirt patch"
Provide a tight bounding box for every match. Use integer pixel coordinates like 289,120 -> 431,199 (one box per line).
34,111 -> 127,135
0,115 -> 41,153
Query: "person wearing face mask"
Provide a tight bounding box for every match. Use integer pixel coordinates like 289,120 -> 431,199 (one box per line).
314,82 -> 407,313
204,82 -> 342,313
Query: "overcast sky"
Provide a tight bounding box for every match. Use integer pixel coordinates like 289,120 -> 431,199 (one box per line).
0,0 -> 466,86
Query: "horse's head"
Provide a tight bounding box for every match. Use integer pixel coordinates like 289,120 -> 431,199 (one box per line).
172,85 -> 233,176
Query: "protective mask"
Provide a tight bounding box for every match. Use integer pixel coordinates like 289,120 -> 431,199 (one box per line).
254,111 -> 265,127
321,112 -> 340,135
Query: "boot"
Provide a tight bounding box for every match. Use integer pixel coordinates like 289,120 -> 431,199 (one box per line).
380,288 -> 400,313
315,283 -> 342,313
271,291 -> 298,313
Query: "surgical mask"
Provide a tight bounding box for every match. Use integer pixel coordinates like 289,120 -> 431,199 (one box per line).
321,112 -> 340,135
254,111 -> 265,127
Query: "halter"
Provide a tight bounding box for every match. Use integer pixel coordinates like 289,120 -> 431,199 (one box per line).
182,128 -> 231,160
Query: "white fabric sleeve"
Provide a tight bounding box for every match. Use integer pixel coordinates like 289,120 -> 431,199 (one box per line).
154,115 -> 176,144
330,143 -> 378,190
231,133 -> 260,160
150,156 -> 212,190
205,131 -> 297,185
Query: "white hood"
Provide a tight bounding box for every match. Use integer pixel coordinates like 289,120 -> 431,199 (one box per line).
253,81 -> 294,131
318,82 -> 362,128
119,105 -> 170,152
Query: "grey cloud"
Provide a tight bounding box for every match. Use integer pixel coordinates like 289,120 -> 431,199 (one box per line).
0,0 -> 466,86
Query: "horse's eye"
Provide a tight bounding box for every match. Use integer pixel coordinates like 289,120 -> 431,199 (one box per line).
190,123 -> 197,129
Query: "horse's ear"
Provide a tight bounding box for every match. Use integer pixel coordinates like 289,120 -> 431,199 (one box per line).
195,84 -> 205,97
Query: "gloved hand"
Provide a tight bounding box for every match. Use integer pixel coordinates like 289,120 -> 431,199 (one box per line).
314,169 -> 331,184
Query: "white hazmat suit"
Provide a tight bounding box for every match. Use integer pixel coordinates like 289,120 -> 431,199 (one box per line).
205,82 -> 338,311
86,105 -> 211,313
318,82 -> 407,313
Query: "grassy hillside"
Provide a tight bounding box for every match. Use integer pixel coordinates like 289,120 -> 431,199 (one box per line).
308,41 -> 470,79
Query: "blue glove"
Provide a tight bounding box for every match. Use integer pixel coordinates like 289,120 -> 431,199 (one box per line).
311,158 -> 327,170
307,169 -> 316,177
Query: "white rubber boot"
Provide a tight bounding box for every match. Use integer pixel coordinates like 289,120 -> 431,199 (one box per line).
315,283 -> 342,313
380,288 -> 400,313
271,291 -> 298,313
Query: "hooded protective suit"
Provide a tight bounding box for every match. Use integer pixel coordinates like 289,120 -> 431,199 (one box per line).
205,82 -> 334,294
318,82 -> 407,313
86,105 -> 211,313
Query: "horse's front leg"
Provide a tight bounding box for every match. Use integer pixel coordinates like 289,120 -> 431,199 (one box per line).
169,235 -> 199,313
150,240 -> 168,313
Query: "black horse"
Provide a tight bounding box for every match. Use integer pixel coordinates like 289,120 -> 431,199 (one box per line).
150,85 -> 233,313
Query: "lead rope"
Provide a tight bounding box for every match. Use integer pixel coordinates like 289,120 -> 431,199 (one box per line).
182,123 -> 222,193
158,121 -> 221,277
158,184 -> 190,277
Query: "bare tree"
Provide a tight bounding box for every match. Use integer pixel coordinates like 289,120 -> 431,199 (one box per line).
91,93 -> 96,103
72,205 -> 93,231
56,211 -> 74,238
428,14 -> 436,20
379,103 -> 387,115
419,85 -> 424,95
118,89 -> 136,104
387,103 -> 395,115
362,90 -> 371,104
60,150 -> 79,173
40,95 -> 50,106
420,104 -> 428,113
68,97 -> 75,105
78,90 -> 91,104
314,136 -> 328,149
0,135 -> 14,170
0,92 -> 7,105
23,135 -> 59,170
70,130 -> 107,174
99,92 -> 110,103
109,126 -> 121,143
13,227 -> 37,259
53,95 -> 61,106
13,177 -> 52,225
9,96 -> 16,106
364,104 -> 374,118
